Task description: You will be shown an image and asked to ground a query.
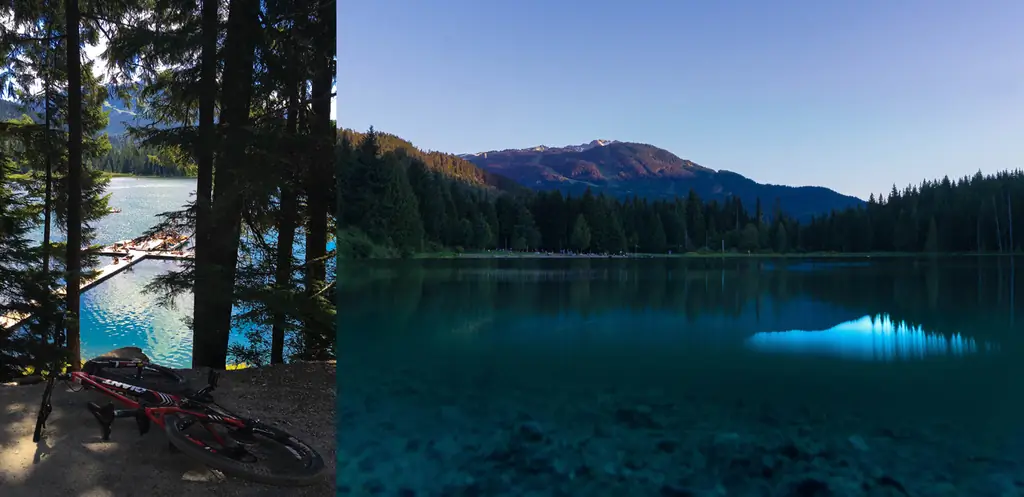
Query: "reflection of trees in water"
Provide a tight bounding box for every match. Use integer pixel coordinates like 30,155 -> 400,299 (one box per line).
337,257 -> 1021,339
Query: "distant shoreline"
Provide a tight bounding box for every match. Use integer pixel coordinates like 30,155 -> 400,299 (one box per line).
8,172 -> 195,180
102,172 -> 196,179
414,250 -> 1022,260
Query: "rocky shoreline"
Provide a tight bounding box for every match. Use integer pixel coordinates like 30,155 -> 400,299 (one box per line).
337,366 -> 1023,497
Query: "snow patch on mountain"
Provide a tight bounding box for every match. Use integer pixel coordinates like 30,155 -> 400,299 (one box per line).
459,139 -> 619,159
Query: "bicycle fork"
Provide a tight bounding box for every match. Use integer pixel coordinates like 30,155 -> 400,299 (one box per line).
87,402 -> 151,441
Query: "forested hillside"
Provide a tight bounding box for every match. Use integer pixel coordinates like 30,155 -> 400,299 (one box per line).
95,137 -> 194,177
339,128 -> 524,193
338,128 -> 1024,256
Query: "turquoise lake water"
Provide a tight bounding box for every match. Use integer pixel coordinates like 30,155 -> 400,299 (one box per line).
337,258 -> 1024,496
24,177 -> 330,367
26,177 -> 201,365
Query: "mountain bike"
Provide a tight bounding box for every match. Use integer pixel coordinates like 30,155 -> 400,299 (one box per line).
33,343 -> 325,487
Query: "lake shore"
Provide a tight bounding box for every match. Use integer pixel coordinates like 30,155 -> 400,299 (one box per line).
338,358 -> 1023,496
7,172 -> 196,181
412,250 -> 1020,260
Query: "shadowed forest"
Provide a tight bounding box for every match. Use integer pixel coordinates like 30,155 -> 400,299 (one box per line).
0,0 -> 337,379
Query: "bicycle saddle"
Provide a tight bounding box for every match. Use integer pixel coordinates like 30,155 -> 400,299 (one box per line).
89,346 -> 151,362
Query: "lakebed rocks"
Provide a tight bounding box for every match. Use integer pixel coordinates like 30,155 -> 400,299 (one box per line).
337,369 -> 1022,497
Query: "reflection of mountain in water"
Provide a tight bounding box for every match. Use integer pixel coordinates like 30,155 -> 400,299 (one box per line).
693,297 -> 864,338
746,314 -> 1000,361
451,297 -> 864,347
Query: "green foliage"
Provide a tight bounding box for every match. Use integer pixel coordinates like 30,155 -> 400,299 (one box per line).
337,229 -> 397,259
341,130 -> 1024,257
95,137 -> 196,177
569,214 -> 591,252
0,145 -> 64,380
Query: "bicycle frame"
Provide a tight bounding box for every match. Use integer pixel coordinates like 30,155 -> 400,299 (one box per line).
66,362 -> 246,431
34,356 -> 327,484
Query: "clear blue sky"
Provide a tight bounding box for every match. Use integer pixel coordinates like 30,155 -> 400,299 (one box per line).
338,0 -> 1024,199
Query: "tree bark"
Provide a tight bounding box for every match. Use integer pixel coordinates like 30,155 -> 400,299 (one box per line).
301,0 -> 335,359
270,30 -> 302,365
1008,191 -> 1014,253
992,196 -> 1004,252
190,0 -> 218,368
42,20 -> 53,277
976,208 -> 982,253
64,0 -> 83,370
194,0 -> 260,369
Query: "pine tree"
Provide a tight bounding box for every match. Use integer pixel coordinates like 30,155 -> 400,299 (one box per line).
775,222 -> 789,253
569,214 -> 591,252
0,148 -> 57,379
924,216 -> 939,253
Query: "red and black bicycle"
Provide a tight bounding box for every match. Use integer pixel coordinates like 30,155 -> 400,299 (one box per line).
33,344 -> 325,487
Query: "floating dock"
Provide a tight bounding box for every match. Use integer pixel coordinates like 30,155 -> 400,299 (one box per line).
1,235 -> 194,331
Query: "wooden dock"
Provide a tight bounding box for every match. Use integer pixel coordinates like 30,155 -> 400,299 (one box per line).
1,236 -> 194,331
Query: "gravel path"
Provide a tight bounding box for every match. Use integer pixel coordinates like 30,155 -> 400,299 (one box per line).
0,362 -> 335,497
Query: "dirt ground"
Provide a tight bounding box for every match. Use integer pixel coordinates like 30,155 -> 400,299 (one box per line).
0,361 -> 336,497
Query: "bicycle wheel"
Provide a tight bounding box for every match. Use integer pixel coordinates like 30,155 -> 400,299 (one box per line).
32,377 -> 56,443
163,413 -> 325,486
85,359 -> 192,395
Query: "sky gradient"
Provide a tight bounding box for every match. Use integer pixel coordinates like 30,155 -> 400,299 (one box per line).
338,0 -> 1024,199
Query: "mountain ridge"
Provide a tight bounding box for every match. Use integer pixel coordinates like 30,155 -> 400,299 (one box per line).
459,140 -> 863,221
459,139 -> 622,158
0,85 -> 145,136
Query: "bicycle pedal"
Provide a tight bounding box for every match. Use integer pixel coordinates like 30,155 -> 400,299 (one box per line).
87,401 -> 115,441
134,410 -> 150,435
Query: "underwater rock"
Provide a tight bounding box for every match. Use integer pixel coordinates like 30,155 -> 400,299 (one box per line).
788,476 -> 832,497
927,482 -> 958,497
517,421 -> 546,443
778,436 -> 827,461
872,475 -> 910,496
659,483 -> 698,496
356,454 -> 376,472
615,405 -> 661,429
656,439 -> 678,453
361,478 -> 386,495
847,435 -> 870,452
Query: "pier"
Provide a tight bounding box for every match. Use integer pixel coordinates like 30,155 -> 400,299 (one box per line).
1,231 -> 193,331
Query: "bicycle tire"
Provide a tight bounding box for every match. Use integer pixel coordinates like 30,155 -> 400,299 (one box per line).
163,413 -> 325,486
32,377 -> 56,443
87,359 -> 191,395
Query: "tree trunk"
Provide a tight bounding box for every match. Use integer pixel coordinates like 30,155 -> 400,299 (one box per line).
1008,191 -> 1014,253
194,0 -> 260,369
270,34 -> 302,365
976,210 -> 982,253
190,0 -> 218,368
993,195 -> 1003,253
42,21 -> 53,276
64,0 -> 83,370
300,0 -> 335,359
